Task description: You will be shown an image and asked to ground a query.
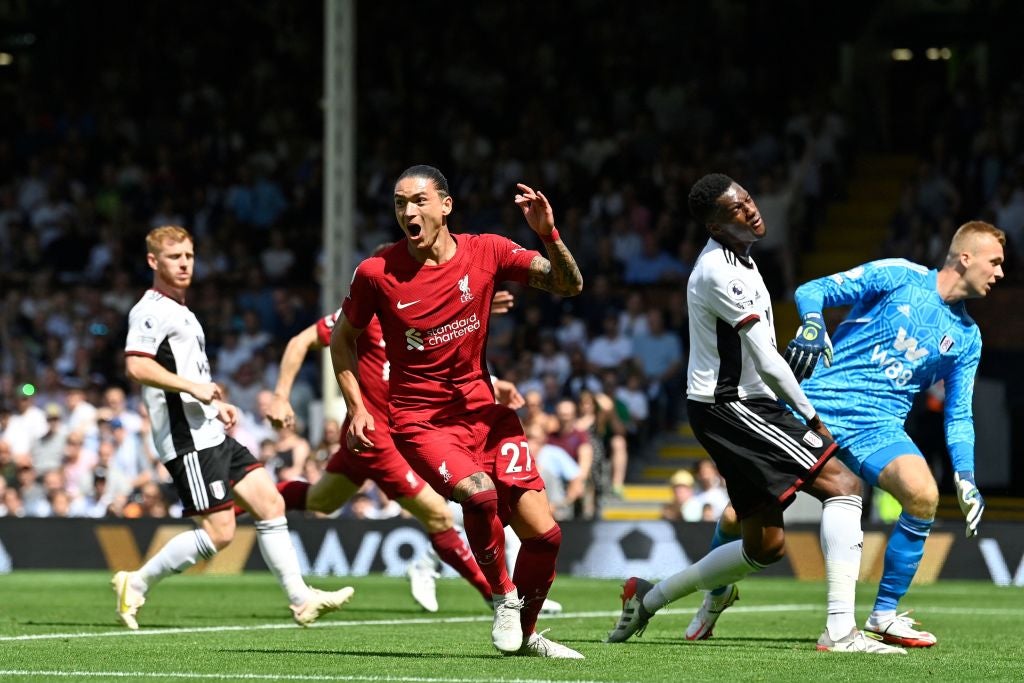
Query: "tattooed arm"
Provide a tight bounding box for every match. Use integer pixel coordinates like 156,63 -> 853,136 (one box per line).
514,182 -> 584,296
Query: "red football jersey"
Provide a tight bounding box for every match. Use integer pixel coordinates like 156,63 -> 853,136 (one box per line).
317,311 -> 389,424
342,234 -> 538,424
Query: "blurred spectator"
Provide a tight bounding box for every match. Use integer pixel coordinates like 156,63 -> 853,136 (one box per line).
237,310 -> 273,357
64,385 -> 99,441
68,466 -> 112,518
314,418 -> 343,461
576,389 -> 629,500
631,309 -> 684,432
269,423 -> 310,483
123,481 -> 170,519
1,485 -> 25,518
618,292 -> 650,339
47,488 -> 72,518
61,430 -> 97,499
623,233 -> 689,285
260,229 -> 297,282
102,387 -> 143,439
562,348 -> 603,401
548,399 -> 595,519
30,403 -> 68,474
216,329 -> 254,380
661,468 -> 701,522
586,314 -> 633,372
532,334 -> 571,386
526,421 -> 582,521
612,369 -> 650,443
3,385 -> 48,465
691,459 -> 730,520
521,390 -> 557,434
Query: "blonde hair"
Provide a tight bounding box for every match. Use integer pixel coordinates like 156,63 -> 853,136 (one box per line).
146,225 -> 193,255
945,221 -> 1005,266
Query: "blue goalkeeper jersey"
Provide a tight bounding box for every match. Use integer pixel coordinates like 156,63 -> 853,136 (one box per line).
796,258 -> 981,472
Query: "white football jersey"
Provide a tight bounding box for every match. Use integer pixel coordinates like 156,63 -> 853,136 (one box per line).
125,289 -> 225,462
686,238 -> 778,403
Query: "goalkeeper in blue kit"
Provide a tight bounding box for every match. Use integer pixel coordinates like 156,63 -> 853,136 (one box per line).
686,220 -> 1005,648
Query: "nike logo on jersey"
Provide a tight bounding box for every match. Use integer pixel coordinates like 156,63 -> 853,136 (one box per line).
397,300 -> 421,309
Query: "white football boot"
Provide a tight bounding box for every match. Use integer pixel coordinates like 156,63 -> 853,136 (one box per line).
816,627 -> 908,654
516,629 -> 584,659
111,570 -> 146,630
291,586 -> 355,626
406,561 -> 440,613
865,611 -> 937,648
492,591 -> 525,653
685,584 -> 739,640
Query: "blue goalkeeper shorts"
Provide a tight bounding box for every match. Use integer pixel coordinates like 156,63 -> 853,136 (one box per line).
836,434 -> 923,487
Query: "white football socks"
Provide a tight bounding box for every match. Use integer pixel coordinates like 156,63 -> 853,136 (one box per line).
135,528 -> 217,592
643,540 -> 765,614
821,495 -> 863,640
255,516 -> 311,606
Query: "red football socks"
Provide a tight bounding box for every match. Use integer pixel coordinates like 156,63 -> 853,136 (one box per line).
513,524 -> 561,635
461,490 -> 515,595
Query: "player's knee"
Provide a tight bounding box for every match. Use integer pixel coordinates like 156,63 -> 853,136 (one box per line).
251,492 -> 286,519
831,466 -> 863,498
901,481 -> 939,519
452,473 -> 496,503
522,523 -> 561,554
205,524 -> 235,550
460,488 -> 498,514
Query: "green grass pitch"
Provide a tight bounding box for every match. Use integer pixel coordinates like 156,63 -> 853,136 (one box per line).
1,572 -> 1021,682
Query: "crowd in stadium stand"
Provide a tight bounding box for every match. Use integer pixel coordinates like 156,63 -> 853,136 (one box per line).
2,3 -> 1020,519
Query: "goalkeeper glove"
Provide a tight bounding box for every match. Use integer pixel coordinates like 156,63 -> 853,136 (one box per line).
954,470 -> 985,538
783,312 -> 833,380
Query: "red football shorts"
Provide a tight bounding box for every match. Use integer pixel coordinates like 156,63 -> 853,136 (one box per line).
327,416 -> 426,500
392,403 -> 544,523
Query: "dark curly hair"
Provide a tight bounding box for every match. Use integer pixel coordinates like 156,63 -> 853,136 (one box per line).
397,164 -> 450,198
688,173 -> 734,224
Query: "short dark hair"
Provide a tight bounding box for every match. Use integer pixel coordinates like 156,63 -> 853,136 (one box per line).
397,164 -> 450,198
688,173 -> 734,224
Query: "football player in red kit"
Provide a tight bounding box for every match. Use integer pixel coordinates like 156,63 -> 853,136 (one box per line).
332,165 -> 583,657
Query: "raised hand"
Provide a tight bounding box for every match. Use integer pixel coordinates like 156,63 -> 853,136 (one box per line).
266,394 -> 296,430
514,183 -> 556,239
783,312 -> 833,380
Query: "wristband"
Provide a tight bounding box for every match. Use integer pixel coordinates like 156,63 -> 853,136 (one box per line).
540,228 -> 560,244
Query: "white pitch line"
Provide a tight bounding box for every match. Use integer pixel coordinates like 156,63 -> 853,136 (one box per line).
2,603 -> 1019,643
0,605 -> 814,642
0,673 -> 603,683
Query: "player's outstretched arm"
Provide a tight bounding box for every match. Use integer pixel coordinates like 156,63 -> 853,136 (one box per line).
268,323 -> 321,429
738,320 -> 831,438
329,314 -> 374,451
515,183 -> 583,297
125,355 -> 221,404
